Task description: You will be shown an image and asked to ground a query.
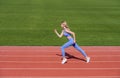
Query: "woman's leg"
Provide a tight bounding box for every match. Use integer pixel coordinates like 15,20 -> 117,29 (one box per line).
72,43 -> 87,57
61,40 -> 73,64
72,43 -> 90,63
61,40 -> 73,57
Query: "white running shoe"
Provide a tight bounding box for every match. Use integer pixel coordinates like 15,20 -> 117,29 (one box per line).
61,58 -> 67,64
86,57 -> 90,63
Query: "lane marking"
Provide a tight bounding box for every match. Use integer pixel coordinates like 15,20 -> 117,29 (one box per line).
0,61 -> 120,63
0,50 -> 120,52
0,76 -> 120,78
0,55 -> 120,57
0,68 -> 120,70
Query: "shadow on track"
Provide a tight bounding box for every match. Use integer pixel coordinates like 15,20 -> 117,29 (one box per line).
56,52 -> 86,62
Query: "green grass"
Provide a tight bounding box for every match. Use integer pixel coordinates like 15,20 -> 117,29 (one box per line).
0,0 -> 120,46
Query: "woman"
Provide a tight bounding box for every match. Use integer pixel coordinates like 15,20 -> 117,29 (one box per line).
54,21 -> 90,64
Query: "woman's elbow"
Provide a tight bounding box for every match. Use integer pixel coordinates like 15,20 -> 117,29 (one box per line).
59,35 -> 62,38
72,32 -> 75,36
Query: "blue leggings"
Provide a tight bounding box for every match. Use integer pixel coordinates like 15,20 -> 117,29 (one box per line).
61,38 -> 87,58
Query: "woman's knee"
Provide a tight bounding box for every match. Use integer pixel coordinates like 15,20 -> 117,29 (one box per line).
61,46 -> 65,50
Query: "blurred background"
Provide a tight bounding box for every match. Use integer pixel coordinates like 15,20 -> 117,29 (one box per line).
0,0 -> 120,46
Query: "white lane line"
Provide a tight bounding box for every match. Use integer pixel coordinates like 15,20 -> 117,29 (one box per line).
0,68 -> 120,70
0,61 -> 120,63
0,76 -> 120,78
0,49 -> 120,53
0,55 -> 120,57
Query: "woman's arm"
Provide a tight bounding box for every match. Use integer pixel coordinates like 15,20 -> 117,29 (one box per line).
65,29 -> 76,43
54,29 -> 64,38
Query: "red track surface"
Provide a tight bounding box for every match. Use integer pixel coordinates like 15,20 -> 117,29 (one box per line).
0,46 -> 120,78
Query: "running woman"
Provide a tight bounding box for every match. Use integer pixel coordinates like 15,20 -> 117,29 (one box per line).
54,21 -> 90,64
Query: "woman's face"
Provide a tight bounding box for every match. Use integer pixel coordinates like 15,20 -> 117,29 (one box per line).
61,22 -> 66,28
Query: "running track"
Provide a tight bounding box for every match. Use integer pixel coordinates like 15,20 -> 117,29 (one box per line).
0,46 -> 120,78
